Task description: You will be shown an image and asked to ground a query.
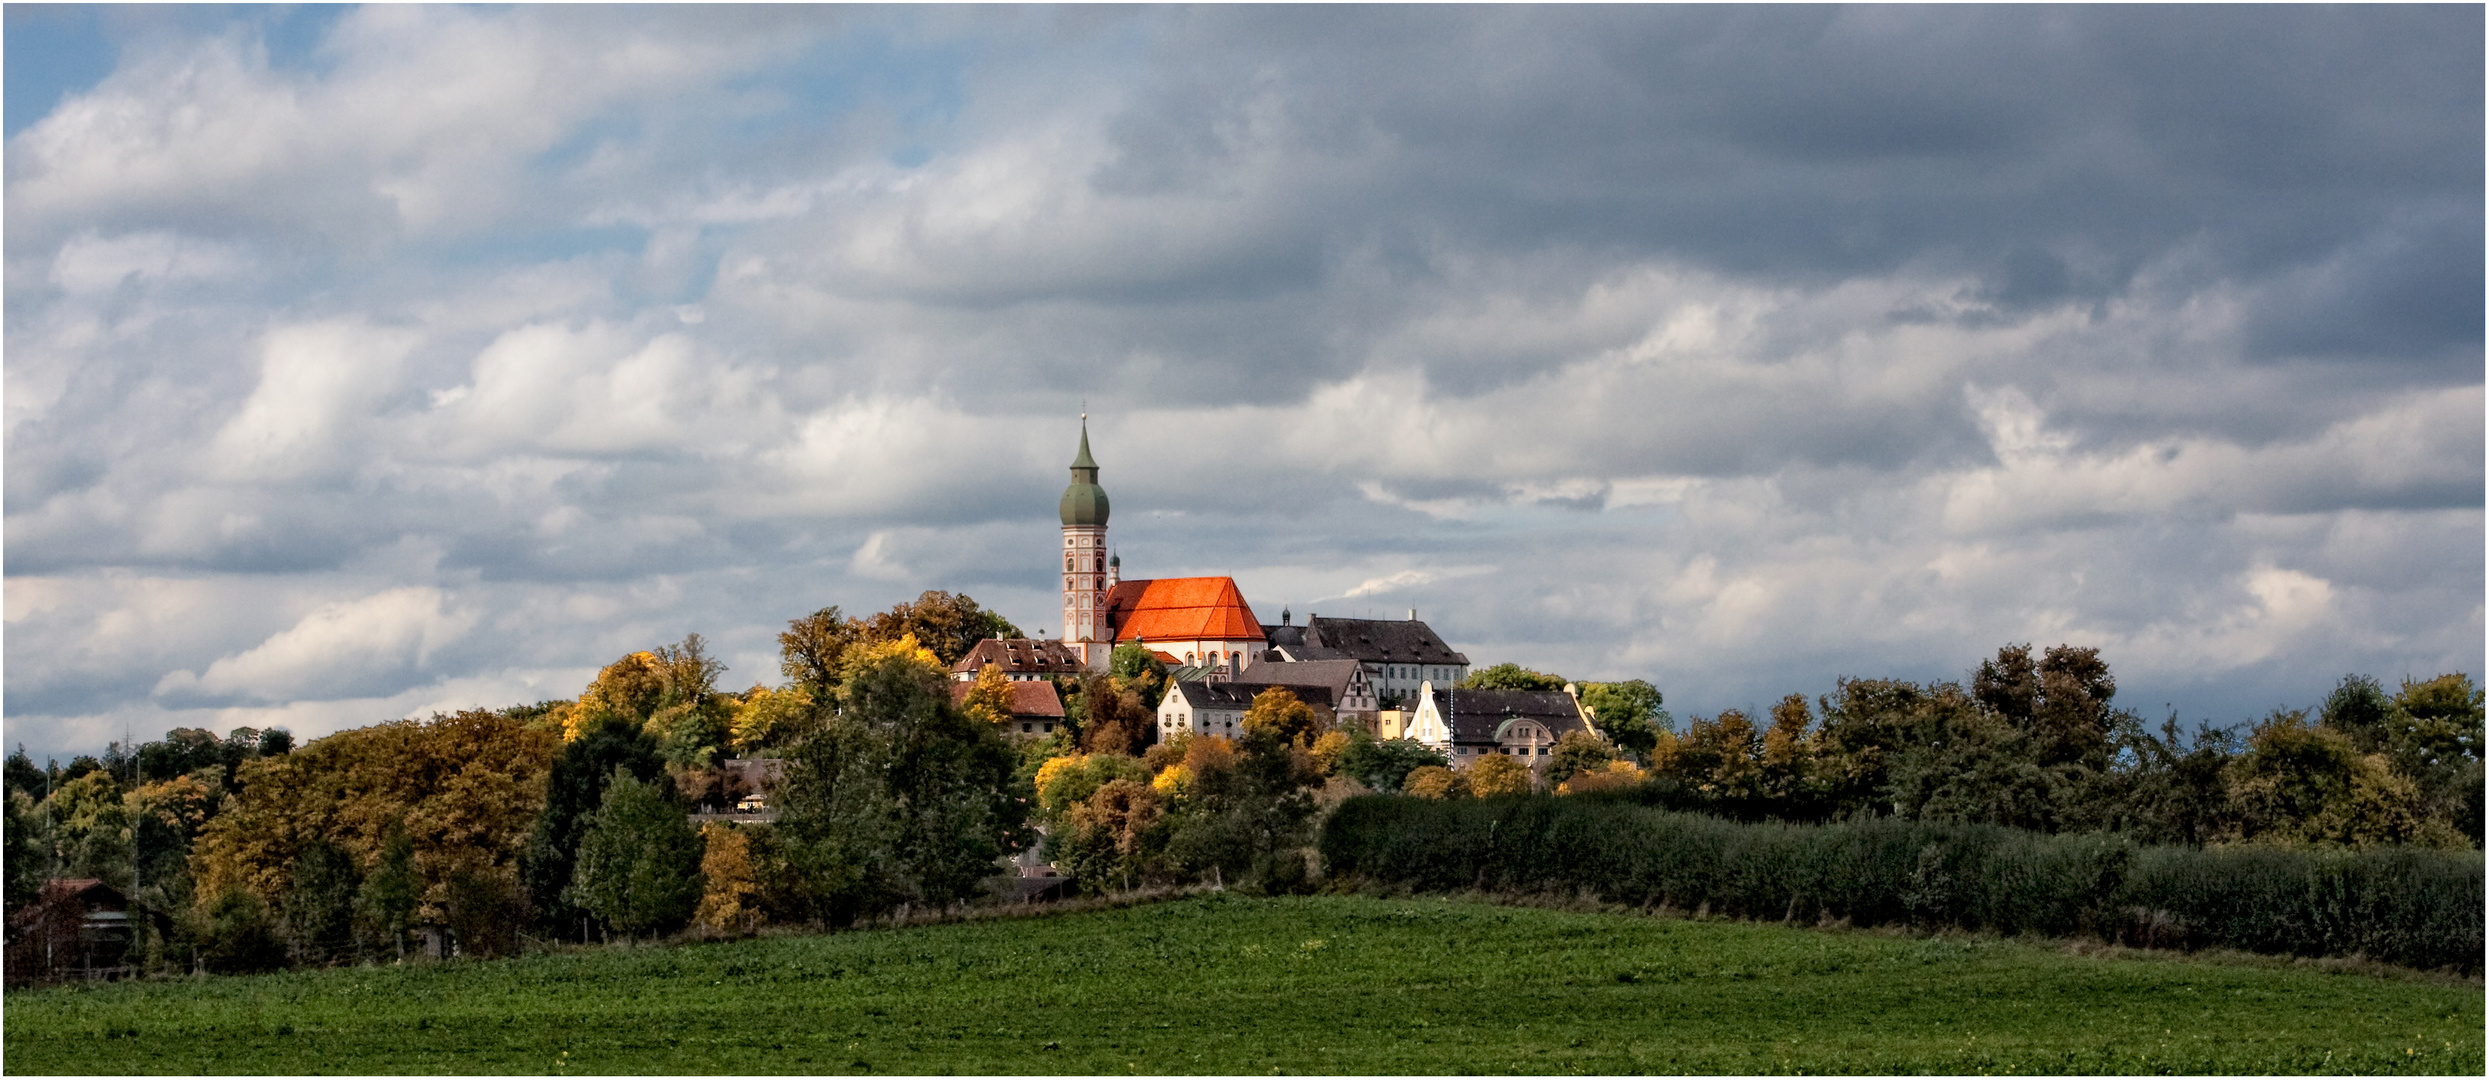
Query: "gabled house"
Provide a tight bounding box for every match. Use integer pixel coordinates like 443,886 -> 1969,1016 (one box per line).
949,638 -> 1090,682
1233,657 -> 1378,726
951,679 -> 1068,738
4,878 -> 133,982
1271,613 -> 1472,706
1157,680 -> 1338,740
1402,681 -> 1598,769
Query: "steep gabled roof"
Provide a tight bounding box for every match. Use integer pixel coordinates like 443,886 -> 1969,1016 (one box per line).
1235,659 -> 1369,702
949,679 -> 1066,719
1423,687 -> 1588,745
1106,577 -> 1266,644
951,638 -> 1088,676
1168,680 -> 1337,712
1304,616 -> 1469,666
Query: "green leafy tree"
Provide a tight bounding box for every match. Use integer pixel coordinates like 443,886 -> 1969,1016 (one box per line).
1972,644 -> 2118,770
773,637 -> 1028,925
566,769 -> 705,940
193,886 -> 286,974
1163,708 -> 1325,891
1460,663 -> 1568,692
48,771 -> 132,888
282,838 -> 362,965
7,744 -> 47,800
1110,642 -> 1170,705
644,633 -> 733,768
1334,736 -> 1447,793
354,822 -> 419,961
5,790 -> 52,918
2226,709 -> 2461,849
1579,680 -> 1666,759
522,714 -> 667,936
1545,730 -> 1617,786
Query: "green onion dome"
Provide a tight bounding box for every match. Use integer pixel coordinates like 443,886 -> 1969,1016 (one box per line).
1060,420 -> 1110,527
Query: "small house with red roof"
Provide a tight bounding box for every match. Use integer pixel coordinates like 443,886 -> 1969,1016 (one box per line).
949,678 -> 1068,738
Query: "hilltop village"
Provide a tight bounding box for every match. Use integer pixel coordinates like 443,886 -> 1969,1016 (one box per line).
947,419 -> 1606,772
8,422 -> 2473,983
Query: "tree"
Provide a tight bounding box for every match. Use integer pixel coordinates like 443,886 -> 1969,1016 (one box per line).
780,606 -> 864,699
567,769 -> 705,940
1973,643 -> 2117,770
1403,765 -> 1464,799
2226,709 -> 2460,849
773,635 -> 1027,925
1579,680 -> 1666,759
1558,760 -> 1648,795
860,590 -> 1023,667
5,791 -> 51,918
1035,752 -> 1152,817
1308,731 -> 1354,776
1241,688 -> 1319,747
1460,663 -> 1567,692
1110,642 -> 1170,705
2098,716 -> 2240,846
5,744 -> 45,800
643,633 -> 733,768
354,822 -> 418,961
1545,731 -> 1616,786
693,822 -> 761,936
192,886 -> 286,974
729,683 -> 817,754
1758,693 -> 1820,812
282,838 -> 361,965
2390,673 -> 2485,846
522,713 -> 667,934
959,664 -> 1018,728
1335,736 -> 1447,793
1057,779 -> 1168,891
1076,676 -> 1152,756
1467,753 -> 1532,798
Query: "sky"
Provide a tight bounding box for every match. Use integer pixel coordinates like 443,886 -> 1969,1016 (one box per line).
4,4 -> 2481,762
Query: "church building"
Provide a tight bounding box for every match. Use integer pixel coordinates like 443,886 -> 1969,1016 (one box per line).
1057,419 -> 1266,672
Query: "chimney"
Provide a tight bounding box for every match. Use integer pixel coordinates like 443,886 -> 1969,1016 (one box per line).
1410,608 -> 1418,622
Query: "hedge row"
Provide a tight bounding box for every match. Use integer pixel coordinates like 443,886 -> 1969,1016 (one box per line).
1317,795 -> 2484,972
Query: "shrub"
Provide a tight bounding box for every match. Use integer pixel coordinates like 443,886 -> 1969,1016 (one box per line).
1319,795 -> 2483,972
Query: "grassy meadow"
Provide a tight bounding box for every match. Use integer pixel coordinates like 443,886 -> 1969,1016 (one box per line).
5,893 -> 2479,1075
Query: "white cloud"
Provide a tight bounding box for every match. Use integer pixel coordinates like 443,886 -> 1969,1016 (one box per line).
3,6 -> 2477,758
154,586 -> 477,705
210,319 -> 420,481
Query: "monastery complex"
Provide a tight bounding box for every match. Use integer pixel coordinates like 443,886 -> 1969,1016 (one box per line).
953,420 -> 1612,772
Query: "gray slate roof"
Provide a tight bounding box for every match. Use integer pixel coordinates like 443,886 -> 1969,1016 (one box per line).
1304,616 -> 1470,666
1235,659 -> 1368,704
1167,679 -> 1338,712
1423,687 -> 1588,745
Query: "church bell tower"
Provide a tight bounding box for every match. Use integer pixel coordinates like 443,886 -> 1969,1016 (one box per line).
1059,416 -> 1111,667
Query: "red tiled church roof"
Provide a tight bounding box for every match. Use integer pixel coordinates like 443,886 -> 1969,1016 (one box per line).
1105,577 -> 1266,644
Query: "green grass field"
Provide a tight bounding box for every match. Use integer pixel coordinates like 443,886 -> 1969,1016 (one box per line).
5,893 -> 2479,1075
